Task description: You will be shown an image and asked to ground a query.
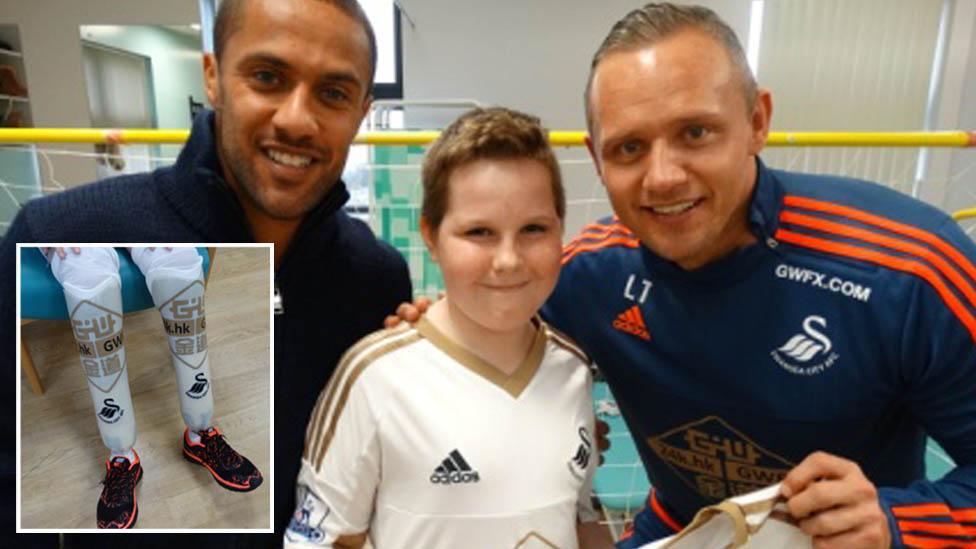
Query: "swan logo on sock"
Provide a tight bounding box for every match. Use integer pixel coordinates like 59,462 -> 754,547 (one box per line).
185,373 -> 210,399
770,315 -> 840,376
97,398 -> 123,424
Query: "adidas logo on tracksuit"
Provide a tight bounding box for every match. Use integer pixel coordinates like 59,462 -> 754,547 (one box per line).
613,305 -> 651,341
429,449 -> 480,484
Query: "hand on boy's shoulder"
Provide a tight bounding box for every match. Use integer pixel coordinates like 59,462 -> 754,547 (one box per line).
384,295 -> 435,328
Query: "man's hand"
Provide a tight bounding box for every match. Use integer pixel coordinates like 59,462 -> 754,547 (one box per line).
781,451 -> 891,549
383,296 -> 433,328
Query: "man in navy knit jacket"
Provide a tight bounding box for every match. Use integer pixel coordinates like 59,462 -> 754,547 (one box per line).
1,0 -> 411,546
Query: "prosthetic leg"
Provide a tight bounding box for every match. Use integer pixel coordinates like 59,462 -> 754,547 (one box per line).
53,248 -> 136,454
131,247 -> 262,492
51,247 -> 142,529
131,247 -> 214,431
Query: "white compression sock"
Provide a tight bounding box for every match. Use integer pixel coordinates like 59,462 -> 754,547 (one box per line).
131,248 -> 215,432
59,270 -> 138,456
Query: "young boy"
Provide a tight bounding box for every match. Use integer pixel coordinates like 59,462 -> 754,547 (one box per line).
284,108 -> 611,548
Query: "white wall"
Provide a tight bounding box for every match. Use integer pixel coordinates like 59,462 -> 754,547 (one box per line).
400,0 -> 748,130
942,0 -> 976,216
0,0 -> 198,186
398,0 -> 751,235
2,0 -> 973,218
399,0 -> 975,227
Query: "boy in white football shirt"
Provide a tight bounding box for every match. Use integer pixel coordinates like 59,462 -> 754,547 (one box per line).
285,108 -> 612,548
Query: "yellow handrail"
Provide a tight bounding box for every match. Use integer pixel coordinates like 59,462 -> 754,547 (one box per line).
0,128 -> 974,147
953,208 -> 976,222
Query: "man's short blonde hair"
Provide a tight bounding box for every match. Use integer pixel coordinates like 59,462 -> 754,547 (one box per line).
584,2 -> 758,132
421,107 -> 565,230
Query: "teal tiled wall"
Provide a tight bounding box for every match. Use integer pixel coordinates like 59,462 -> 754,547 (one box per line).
371,145 -> 444,297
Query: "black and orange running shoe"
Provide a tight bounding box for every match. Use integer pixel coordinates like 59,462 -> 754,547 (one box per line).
182,427 -> 263,492
97,451 -> 142,529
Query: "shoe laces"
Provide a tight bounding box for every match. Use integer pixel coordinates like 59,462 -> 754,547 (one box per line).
101,457 -> 136,505
199,428 -> 243,470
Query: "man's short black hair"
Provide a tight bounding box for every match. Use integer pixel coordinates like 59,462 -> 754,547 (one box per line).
213,0 -> 378,89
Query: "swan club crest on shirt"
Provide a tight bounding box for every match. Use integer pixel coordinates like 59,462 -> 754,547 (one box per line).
770,315 -> 840,376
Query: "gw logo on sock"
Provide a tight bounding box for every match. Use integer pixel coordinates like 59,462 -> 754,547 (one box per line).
170,296 -> 204,319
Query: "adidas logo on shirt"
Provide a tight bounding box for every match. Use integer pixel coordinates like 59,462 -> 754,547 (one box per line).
429,449 -> 480,484
613,305 -> 651,341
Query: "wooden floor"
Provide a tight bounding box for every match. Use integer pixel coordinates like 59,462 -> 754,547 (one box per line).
19,247 -> 271,530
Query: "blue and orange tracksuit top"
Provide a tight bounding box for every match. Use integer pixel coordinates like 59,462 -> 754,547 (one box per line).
543,158 -> 976,548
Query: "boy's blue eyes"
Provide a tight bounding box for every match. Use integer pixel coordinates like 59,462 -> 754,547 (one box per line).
686,125 -> 709,139
463,225 -> 549,237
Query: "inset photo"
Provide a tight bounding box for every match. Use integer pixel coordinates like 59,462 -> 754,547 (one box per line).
17,245 -> 271,531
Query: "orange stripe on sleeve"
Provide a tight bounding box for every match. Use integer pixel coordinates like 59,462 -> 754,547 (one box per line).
901,534 -> 976,548
650,489 -> 684,533
898,520 -> 976,537
784,195 -> 976,285
894,504 -> 954,518
775,229 -> 976,342
561,237 -> 640,265
780,210 -> 976,311
563,223 -> 632,251
893,504 -> 976,522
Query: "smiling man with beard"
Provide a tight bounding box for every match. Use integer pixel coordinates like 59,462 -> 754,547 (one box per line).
1,0 -> 411,546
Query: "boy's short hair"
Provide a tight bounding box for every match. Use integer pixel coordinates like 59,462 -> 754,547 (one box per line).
421,107 -> 565,230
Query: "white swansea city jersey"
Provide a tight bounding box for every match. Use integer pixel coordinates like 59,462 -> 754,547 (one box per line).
284,318 -> 599,548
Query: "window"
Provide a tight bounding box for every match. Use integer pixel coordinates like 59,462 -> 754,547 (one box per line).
360,0 -> 403,99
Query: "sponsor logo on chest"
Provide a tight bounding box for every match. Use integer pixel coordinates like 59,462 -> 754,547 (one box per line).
774,263 -> 872,302
648,416 -> 794,501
